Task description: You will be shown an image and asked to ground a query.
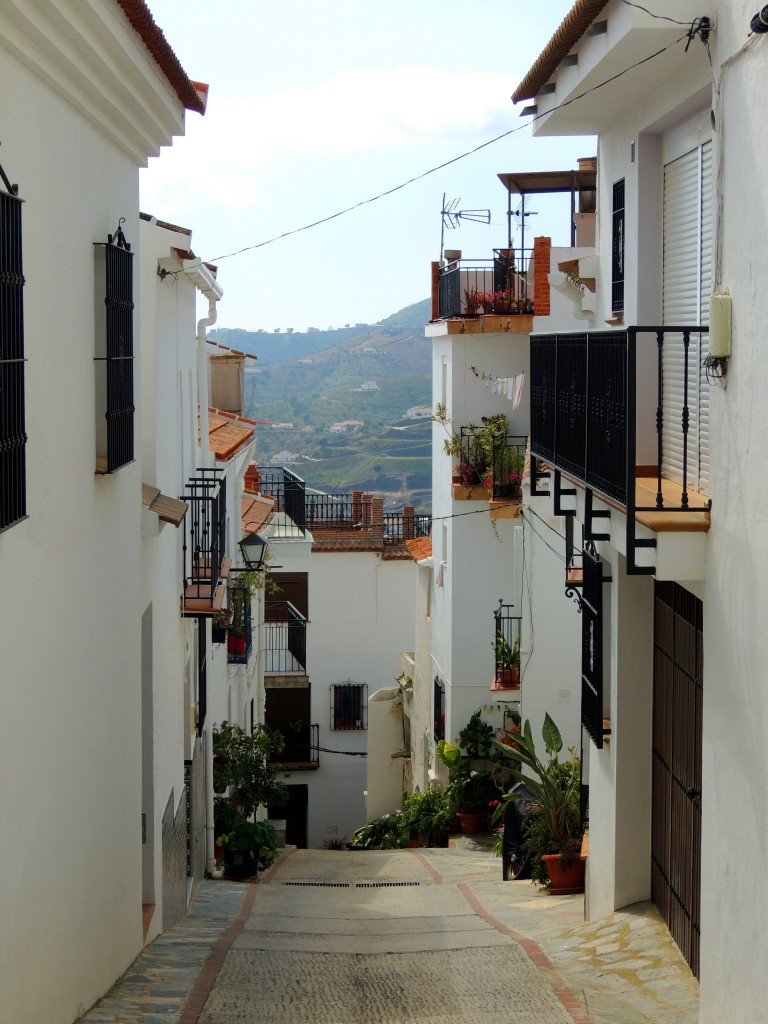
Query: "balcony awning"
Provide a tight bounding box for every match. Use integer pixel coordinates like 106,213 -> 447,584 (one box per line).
142,483 -> 187,527
498,169 -> 596,195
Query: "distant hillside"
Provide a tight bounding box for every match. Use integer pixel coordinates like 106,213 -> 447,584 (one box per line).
237,299 -> 434,511
210,297 -> 430,367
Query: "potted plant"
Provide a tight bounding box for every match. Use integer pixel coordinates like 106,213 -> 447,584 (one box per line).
437,737 -> 493,834
401,785 -> 452,847
348,812 -> 408,850
211,608 -> 229,645
492,713 -> 584,892
218,819 -> 278,878
491,633 -> 520,689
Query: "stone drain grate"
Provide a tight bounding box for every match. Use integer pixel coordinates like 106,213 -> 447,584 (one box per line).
281,880 -> 424,888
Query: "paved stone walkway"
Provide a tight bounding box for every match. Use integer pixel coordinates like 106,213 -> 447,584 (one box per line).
77,839 -> 699,1024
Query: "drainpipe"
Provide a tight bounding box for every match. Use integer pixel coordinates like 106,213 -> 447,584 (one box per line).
181,257 -> 224,877
182,258 -> 223,471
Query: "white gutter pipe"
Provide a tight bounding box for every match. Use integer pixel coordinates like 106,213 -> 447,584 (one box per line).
181,257 -> 224,878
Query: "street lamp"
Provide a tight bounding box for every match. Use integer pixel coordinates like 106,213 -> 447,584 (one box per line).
239,531 -> 268,570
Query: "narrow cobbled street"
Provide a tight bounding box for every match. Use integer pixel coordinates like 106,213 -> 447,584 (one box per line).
79,840 -> 699,1024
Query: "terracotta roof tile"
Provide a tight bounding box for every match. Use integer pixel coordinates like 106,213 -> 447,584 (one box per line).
405,537 -> 433,562
115,0 -> 207,114
203,409 -> 255,461
242,494 -> 274,534
512,0 -> 611,102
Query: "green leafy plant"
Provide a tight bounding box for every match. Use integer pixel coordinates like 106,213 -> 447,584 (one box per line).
212,722 -> 288,818
492,713 -> 582,886
218,819 -> 277,873
458,709 -> 495,759
493,634 -> 519,671
401,786 -> 452,846
348,812 -> 408,850
436,736 -> 493,815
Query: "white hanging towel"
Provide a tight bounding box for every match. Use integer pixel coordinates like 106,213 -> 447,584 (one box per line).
512,372 -> 525,409
435,560 -> 448,588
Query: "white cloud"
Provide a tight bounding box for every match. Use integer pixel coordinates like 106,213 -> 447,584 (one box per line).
142,65 -> 518,213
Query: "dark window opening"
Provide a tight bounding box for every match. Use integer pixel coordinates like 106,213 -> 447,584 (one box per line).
0,176 -> 26,533
331,681 -> 368,731
433,675 -> 445,742
612,179 -> 625,313
95,221 -> 134,473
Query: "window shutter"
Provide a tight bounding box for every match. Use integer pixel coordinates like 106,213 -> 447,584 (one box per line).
662,142 -> 712,494
0,183 -> 26,532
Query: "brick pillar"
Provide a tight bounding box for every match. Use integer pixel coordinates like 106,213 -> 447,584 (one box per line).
431,261 -> 441,320
403,505 -> 415,541
244,464 -> 260,495
371,497 -> 384,542
533,236 -> 551,317
352,490 -> 363,529
361,493 -> 373,529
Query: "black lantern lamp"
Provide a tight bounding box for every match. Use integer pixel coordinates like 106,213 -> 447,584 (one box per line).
239,531 -> 268,570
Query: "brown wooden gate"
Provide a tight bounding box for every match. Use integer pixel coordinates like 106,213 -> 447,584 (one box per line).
652,581 -> 703,977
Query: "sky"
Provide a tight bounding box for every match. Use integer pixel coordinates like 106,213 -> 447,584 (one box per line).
140,0 -> 592,333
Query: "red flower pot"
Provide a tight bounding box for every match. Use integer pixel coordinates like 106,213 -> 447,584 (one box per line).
541,853 -> 585,894
456,812 -> 483,835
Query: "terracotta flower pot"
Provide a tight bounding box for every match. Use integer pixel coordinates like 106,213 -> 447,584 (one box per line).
541,853 -> 585,894
456,812 -> 483,835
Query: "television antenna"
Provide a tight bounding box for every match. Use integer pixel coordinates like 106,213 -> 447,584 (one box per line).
509,194 -> 538,254
440,194 -> 491,258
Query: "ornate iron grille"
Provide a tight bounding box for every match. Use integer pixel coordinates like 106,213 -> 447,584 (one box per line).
95,221 -> 134,472
612,179 -> 625,313
581,545 -> 605,749
0,177 -> 26,533
433,675 -> 445,742
330,681 -> 368,731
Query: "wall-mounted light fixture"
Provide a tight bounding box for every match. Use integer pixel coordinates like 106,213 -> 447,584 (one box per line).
751,5 -> 768,32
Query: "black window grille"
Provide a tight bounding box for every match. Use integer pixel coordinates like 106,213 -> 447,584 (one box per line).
612,179 -> 625,313
581,545 -> 607,749
0,166 -> 26,533
196,616 -> 207,737
433,675 -> 445,742
330,681 -> 368,730
95,220 -> 134,472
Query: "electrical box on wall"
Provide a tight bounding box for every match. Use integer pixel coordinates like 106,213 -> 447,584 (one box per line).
708,292 -> 732,358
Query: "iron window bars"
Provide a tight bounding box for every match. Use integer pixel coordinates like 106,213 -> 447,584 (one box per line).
433,675 -> 445,742
0,159 -> 26,533
611,179 -> 625,314
94,220 -> 134,472
264,599 -> 307,673
330,681 -> 368,731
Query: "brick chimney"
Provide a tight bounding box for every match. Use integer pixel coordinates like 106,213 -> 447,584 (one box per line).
533,237 -> 552,317
244,464 -> 261,495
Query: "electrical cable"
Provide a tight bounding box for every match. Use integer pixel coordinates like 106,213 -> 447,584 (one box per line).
619,1 -> 696,27
160,27 -> 699,276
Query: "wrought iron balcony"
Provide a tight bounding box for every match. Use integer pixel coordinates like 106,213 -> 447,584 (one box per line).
226,580 -> 252,664
180,469 -> 228,614
264,599 -> 307,674
437,249 -> 534,319
256,465 -> 306,533
383,511 -> 432,544
268,722 -> 320,770
489,436 -> 527,499
491,601 -> 522,691
530,326 -> 711,574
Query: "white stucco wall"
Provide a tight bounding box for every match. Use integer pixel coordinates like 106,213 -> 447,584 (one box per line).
527,5 -> 768,1018
0,10 -> 188,1021
366,688 -> 406,820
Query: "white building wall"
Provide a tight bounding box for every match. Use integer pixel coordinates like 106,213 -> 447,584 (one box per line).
0,13 -> 189,1023
306,550 -> 417,846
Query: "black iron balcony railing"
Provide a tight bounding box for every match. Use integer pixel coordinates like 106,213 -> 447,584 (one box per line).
530,326 -> 710,574
264,599 -> 307,673
181,468 -> 227,607
226,580 -> 252,665
305,492 -> 354,529
383,511 -> 432,544
437,248 -> 534,319
489,436 -> 527,499
257,465 -> 306,533
492,601 -> 522,689
269,723 -> 320,768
